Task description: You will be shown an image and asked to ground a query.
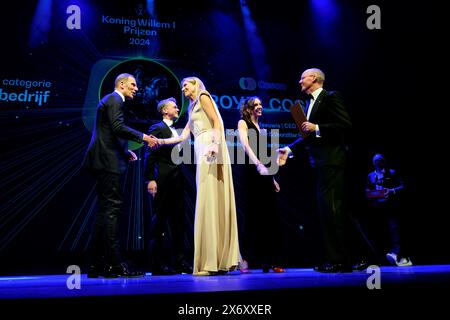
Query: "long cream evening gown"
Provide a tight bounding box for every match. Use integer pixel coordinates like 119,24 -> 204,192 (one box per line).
189,90 -> 240,275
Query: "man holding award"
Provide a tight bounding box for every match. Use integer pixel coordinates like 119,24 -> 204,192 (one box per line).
278,68 -> 353,272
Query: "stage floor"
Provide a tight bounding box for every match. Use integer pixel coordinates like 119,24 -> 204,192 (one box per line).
1,265 -> 449,315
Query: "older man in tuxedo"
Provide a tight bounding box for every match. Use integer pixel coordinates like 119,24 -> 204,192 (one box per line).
279,68 -> 353,272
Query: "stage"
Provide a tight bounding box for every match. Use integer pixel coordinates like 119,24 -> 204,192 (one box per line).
1,265 -> 449,316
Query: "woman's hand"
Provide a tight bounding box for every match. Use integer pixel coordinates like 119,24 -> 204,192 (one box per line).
256,162 -> 269,175
273,178 -> 280,192
206,143 -> 219,162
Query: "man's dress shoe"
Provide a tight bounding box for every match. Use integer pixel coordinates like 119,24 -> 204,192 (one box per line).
87,265 -> 103,278
103,263 -> 145,278
352,260 -> 370,271
152,265 -> 177,276
175,261 -> 193,274
313,263 -> 353,273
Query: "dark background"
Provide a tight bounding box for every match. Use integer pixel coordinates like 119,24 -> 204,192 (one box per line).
0,0 -> 447,275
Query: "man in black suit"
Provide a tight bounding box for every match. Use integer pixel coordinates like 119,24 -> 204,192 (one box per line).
84,73 -> 158,278
278,68 -> 353,272
144,97 -> 192,275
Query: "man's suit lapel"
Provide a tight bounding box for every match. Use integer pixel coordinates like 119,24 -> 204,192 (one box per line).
161,121 -> 173,138
309,89 -> 326,121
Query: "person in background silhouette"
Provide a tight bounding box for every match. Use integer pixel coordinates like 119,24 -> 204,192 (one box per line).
366,153 -> 412,266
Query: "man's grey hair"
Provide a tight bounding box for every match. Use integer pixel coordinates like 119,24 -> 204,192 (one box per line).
304,68 -> 325,84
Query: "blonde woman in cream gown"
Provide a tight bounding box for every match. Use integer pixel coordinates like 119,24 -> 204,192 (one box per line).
155,77 -> 241,275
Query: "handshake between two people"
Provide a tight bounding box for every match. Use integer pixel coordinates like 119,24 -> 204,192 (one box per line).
127,134 -> 160,162
276,147 -> 289,167
143,134 -> 161,150
275,121 -> 313,167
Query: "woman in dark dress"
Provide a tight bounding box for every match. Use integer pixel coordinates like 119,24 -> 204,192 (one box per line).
237,96 -> 284,273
